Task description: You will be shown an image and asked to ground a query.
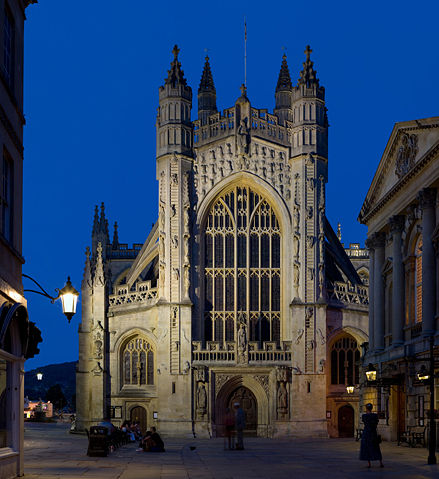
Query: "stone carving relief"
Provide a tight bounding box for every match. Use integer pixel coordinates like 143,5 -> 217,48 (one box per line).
254,375 -> 269,396
395,133 -> 418,178
193,140 -> 291,203
295,328 -> 304,344
194,365 -> 208,383
215,374 -> 231,392
92,362 -> 103,376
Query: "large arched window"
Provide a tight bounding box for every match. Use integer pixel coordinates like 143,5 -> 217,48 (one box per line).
330,336 -> 360,385
203,185 -> 281,345
122,337 -> 154,386
414,235 -> 422,323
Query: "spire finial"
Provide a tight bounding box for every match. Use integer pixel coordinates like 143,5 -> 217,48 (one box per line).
165,45 -> 187,87
82,246 -> 92,288
240,83 -> 247,97
337,222 -> 342,241
298,45 -> 319,88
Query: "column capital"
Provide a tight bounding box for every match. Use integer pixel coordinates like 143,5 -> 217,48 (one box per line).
366,231 -> 386,249
389,215 -> 405,234
418,187 -> 437,210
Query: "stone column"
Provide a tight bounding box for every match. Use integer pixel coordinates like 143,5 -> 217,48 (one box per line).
418,188 -> 437,336
365,237 -> 375,352
373,232 -> 386,351
389,215 -> 405,346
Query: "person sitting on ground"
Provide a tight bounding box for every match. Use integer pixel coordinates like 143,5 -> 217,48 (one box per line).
141,427 -> 165,452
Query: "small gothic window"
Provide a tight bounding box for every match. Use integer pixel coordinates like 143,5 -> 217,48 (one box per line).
330,336 -> 360,385
121,338 -> 154,386
203,186 -> 281,345
415,236 -> 423,323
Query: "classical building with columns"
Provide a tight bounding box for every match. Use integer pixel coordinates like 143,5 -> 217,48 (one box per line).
359,117 -> 439,441
76,46 -> 369,438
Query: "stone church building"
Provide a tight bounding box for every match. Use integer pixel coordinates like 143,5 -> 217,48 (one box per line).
76,46 -> 369,438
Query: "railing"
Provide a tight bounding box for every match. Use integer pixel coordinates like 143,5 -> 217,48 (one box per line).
192,340 -> 292,363
248,341 -> 292,362
109,281 -> 158,307
327,281 -> 369,306
193,107 -> 289,147
410,322 -> 423,339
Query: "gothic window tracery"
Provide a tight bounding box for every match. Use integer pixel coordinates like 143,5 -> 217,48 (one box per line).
203,186 -> 281,345
121,337 -> 154,386
330,336 -> 360,385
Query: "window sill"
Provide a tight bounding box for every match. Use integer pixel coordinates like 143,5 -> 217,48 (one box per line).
0,447 -> 19,459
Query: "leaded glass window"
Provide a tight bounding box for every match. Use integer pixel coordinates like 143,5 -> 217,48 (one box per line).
122,338 -> 154,386
330,336 -> 360,385
203,186 -> 281,345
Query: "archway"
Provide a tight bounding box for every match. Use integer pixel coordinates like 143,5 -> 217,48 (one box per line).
130,406 -> 147,435
228,386 -> 258,435
338,404 -> 354,437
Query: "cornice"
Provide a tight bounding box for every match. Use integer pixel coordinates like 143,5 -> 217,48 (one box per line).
359,139 -> 439,224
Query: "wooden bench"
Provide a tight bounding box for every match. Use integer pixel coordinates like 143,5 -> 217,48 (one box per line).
410,426 -> 426,447
398,426 -> 426,447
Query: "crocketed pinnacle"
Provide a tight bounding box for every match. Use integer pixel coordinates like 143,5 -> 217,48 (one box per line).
298,45 -> 319,87
92,205 -> 99,235
276,53 -> 292,92
165,44 -> 187,87
198,55 -> 216,93
113,221 -> 119,249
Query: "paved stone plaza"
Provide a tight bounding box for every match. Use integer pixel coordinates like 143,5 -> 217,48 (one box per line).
23,423 -> 438,479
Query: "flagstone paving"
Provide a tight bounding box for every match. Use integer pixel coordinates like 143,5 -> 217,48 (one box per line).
23,422 -> 439,478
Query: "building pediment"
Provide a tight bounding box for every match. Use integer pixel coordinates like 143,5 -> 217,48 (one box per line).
359,117 -> 439,224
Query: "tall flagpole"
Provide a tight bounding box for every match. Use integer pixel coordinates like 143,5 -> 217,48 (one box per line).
244,18 -> 247,89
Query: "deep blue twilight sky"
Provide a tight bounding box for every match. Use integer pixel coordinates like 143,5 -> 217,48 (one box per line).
23,0 -> 439,369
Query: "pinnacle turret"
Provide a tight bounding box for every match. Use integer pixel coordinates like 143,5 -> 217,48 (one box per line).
298,45 -> 319,88
198,55 -> 217,125
199,56 -> 216,93
276,54 -> 292,92
165,44 -> 187,87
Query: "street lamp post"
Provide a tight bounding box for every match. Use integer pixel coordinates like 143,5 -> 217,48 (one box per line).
23,274 -> 79,322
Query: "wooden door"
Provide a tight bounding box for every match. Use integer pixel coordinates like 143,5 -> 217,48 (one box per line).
338,405 -> 354,437
397,385 -> 405,437
228,386 -> 257,434
130,406 -> 147,435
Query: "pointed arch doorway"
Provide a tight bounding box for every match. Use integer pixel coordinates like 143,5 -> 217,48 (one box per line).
228,386 -> 258,436
130,406 -> 147,435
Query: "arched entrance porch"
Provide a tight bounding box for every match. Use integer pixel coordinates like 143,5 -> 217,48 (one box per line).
338,404 -> 354,437
130,405 -> 147,434
214,374 -> 269,437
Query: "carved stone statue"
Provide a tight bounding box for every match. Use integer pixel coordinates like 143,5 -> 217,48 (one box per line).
197,383 -> 207,411
238,322 -> 247,350
277,382 -> 288,409
237,118 -> 250,154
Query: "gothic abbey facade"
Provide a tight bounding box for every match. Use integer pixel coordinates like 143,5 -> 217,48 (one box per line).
76,46 -> 369,438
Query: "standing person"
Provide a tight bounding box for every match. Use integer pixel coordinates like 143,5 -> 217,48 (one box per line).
359,403 -> 384,468
234,402 -> 246,450
224,408 -> 235,450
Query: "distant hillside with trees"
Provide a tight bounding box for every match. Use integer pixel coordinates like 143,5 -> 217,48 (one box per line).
25,361 -> 76,409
